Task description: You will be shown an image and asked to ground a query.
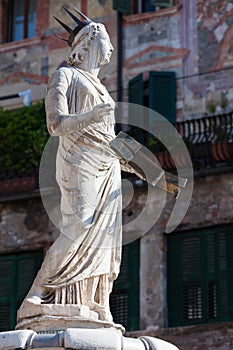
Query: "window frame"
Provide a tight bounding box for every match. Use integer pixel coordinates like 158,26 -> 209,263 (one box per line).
167,225 -> 233,327
1,0 -> 37,44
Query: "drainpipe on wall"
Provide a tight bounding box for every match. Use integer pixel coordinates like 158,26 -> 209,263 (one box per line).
117,11 -> 123,103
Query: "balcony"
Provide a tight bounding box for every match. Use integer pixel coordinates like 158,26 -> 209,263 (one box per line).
177,112 -> 232,175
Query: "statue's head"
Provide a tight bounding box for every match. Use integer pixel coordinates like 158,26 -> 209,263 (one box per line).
54,7 -> 114,68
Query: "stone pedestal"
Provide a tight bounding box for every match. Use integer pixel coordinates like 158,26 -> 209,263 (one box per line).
0,328 -> 179,350
16,302 -> 125,335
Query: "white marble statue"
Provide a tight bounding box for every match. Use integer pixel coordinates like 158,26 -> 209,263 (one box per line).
17,8 -> 134,330
13,10 -> 181,349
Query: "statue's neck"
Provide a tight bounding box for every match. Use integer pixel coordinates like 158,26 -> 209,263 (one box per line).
88,67 -> 100,77
77,62 -> 100,77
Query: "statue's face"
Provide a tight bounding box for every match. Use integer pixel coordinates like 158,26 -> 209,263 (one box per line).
67,24 -> 114,68
97,27 -> 114,66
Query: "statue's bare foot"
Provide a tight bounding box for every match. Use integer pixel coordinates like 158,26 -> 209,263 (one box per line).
87,301 -> 113,322
18,284 -> 50,311
23,295 -> 42,305
98,308 -> 113,322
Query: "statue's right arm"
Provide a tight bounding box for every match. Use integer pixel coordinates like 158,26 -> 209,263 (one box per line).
45,69 -> 112,136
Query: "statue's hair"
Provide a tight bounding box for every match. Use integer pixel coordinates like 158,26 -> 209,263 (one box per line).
67,22 -> 103,66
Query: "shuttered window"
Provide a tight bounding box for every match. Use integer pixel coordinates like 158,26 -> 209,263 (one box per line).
110,239 -> 140,331
167,226 -> 233,327
0,251 -> 43,331
128,71 -> 176,123
128,71 -> 176,147
148,71 -> 176,124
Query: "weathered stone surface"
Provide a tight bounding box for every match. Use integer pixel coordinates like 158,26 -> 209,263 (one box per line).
0,330 -> 35,350
123,337 -> 145,350
0,198 -> 58,254
16,316 -> 125,335
30,333 -> 64,349
140,227 -> 165,330
0,329 -> 180,350
64,328 -> 122,349
17,304 -> 99,324
141,336 -> 179,350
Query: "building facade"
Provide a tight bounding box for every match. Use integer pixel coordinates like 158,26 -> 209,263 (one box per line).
0,1 -> 232,349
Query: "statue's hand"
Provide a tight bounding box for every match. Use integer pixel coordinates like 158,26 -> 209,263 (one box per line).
91,103 -> 114,122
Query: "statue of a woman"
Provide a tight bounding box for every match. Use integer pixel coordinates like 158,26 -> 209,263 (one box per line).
17,9 -> 130,327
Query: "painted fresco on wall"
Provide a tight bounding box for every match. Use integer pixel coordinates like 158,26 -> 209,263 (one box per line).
181,0 -> 233,118
197,0 -> 233,72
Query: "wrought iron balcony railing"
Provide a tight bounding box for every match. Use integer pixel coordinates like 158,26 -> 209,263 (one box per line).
176,112 -> 233,172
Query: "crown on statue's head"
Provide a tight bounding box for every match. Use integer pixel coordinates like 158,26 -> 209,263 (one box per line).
54,7 -> 92,47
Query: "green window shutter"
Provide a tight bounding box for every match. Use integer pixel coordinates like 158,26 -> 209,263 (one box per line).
128,73 -> 144,127
149,71 -> 176,124
219,229 -> 233,320
113,0 -> 131,14
110,239 -> 140,331
167,234 -> 183,325
128,74 -> 145,142
128,74 -> 144,106
0,257 -> 14,331
182,234 -> 203,324
227,230 -> 233,320
16,252 -> 43,307
167,226 -> 233,327
0,251 -> 43,331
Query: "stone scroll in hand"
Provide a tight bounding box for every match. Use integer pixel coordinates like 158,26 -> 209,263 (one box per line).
110,131 -> 187,198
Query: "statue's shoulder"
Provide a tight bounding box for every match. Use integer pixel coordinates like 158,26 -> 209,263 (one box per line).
52,67 -> 86,83
47,68 -> 77,90
50,67 -> 73,80
48,67 -> 88,91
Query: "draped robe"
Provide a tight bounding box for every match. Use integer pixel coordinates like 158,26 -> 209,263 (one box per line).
36,67 -> 122,303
